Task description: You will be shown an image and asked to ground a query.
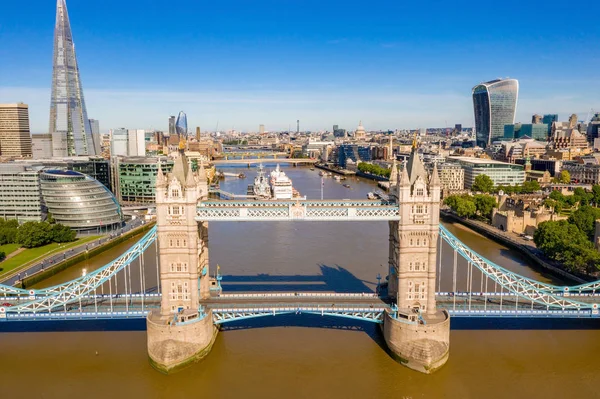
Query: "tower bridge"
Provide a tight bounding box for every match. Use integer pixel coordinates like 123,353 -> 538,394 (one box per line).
1,147 -> 600,375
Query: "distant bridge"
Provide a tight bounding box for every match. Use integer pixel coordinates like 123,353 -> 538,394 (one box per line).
211,158 -> 317,166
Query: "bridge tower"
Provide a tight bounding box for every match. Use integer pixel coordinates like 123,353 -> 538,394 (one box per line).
146,152 -> 218,374
384,144 -> 450,374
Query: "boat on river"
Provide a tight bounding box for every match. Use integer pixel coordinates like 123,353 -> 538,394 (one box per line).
251,164 -> 271,199
270,164 -> 305,200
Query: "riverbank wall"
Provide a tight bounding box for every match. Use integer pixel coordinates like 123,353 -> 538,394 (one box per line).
355,171 -> 389,182
19,222 -> 155,288
314,164 -> 355,176
440,210 -> 587,284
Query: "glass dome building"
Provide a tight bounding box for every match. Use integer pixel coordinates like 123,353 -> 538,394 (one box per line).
40,170 -> 122,230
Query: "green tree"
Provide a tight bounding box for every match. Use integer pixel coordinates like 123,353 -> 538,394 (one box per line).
549,190 -> 566,202
472,174 -> 494,193
443,195 -> 461,210
51,224 -> 77,243
473,194 -> 497,220
559,170 -> 571,184
0,218 -> 19,245
534,221 -> 587,259
521,180 -> 541,193
533,220 -> 600,273
592,185 -> 600,206
455,198 -> 477,218
568,205 -> 600,240
16,222 -> 52,248
0,251 -> 5,261
46,212 -> 55,224
572,187 -> 593,206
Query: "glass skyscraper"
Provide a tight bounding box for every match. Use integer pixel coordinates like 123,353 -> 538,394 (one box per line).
472,79 -> 519,148
49,0 -> 96,157
175,111 -> 188,137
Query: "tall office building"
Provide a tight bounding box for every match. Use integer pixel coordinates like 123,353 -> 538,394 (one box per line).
49,0 -> 96,157
89,118 -> 101,155
587,113 -> 600,145
175,111 -> 187,137
127,129 -> 146,156
472,79 -> 519,148
168,116 -> 176,136
31,134 -> 54,159
542,114 -> 558,138
0,103 -> 32,157
259,124 -> 265,134
110,128 -> 129,156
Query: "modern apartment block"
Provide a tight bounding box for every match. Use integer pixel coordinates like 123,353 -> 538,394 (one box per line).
0,103 -> 32,158
472,79 -> 519,148
113,157 -> 174,204
0,164 -> 45,222
432,163 -> 465,195
448,157 -> 525,188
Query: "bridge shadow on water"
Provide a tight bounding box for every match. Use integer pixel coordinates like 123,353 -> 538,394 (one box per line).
219,313 -> 388,352
218,263 -> 389,352
220,263 -> 376,293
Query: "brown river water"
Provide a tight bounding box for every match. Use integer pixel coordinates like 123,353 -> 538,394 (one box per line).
1,165 -> 599,399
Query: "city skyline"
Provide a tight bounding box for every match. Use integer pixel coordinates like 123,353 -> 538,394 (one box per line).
0,0 -> 599,133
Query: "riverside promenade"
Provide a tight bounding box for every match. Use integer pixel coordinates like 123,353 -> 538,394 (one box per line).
0,218 -> 149,287
440,209 -> 588,284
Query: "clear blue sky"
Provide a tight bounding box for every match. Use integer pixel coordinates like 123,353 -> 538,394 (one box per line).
1,0 -> 599,133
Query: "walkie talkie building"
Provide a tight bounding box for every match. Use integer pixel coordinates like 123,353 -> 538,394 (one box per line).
472,79 -> 519,149
49,0 -> 96,157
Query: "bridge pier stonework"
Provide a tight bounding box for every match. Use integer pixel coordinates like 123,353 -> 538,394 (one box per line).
383,147 -> 450,373
146,154 -> 218,373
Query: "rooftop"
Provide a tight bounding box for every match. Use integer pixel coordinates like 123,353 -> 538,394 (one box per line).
448,156 -> 517,165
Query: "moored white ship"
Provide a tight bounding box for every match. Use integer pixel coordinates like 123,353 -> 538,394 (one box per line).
270,164 -> 305,200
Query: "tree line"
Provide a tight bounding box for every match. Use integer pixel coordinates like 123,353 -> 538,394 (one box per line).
357,162 -> 391,178
0,218 -> 77,249
443,194 -> 497,220
534,205 -> 600,274
471,174 -> 542,195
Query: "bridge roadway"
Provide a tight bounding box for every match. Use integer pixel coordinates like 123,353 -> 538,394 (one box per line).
3,292 -> 600,322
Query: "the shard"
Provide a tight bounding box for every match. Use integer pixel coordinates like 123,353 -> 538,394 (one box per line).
49,0 -> 96,157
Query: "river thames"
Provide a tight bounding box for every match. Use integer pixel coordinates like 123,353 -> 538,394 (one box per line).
2,165 -> 599,398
